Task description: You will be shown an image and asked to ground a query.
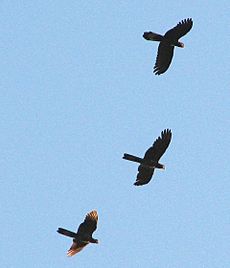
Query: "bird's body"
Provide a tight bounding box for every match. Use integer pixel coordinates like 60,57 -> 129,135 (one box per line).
143,18 -> 193,75
57,210 -> 98,256
123,129 -> 172,186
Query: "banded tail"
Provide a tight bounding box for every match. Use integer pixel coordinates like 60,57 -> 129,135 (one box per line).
57,228 -> 77,238
143,32 -> 163,42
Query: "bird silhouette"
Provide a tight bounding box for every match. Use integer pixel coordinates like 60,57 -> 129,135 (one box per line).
143,18 -> 193,75
123,129 -> 172,186
57,210 -> 98,256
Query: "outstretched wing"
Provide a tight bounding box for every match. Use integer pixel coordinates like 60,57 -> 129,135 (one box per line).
134,165 -> 154,186
77,210 -> 98,236
154,42 -> 174,75
164,18 -> 193,40
67,241 -> 89,257
144,129 -> 172,162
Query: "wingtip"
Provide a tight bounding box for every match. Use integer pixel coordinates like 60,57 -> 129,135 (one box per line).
86,210 -> 98,221
153,67 -> 164,76
67,250 -> 75,257
133,181 -> 142,186
182,18 -> 193,23
162,128 -> 172,135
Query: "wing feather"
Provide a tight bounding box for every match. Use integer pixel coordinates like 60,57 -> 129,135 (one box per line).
67,241 -> 89,257
134,165 -> 154,186
154,43 -> 174,75
77,210 -> 98,236
144,129 -> 172,162
164,18 -> 193,40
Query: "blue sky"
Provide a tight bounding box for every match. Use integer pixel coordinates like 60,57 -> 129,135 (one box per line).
1,1 -> 229,267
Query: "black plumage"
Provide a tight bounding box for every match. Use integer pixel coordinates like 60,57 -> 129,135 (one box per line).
123,129 -> 172,186
57,210 -> 98,256
143,18 -> 193,75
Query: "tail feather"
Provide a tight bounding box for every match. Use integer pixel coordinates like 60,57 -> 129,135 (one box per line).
57,228 -> 77,238
143,32 -> 163,42
123,153 -> 143,164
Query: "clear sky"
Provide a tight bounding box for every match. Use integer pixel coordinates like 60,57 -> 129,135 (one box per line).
1,1 -> 229,267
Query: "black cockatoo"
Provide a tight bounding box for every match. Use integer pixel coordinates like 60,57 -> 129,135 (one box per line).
57,210 -> 98,256
143,18 -> 193,75
123,129 -> 172,186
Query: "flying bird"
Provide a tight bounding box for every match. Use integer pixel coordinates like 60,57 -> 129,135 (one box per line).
57,210 -> 98,256
123,129 -> 172,186
143,18 -> 193,75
